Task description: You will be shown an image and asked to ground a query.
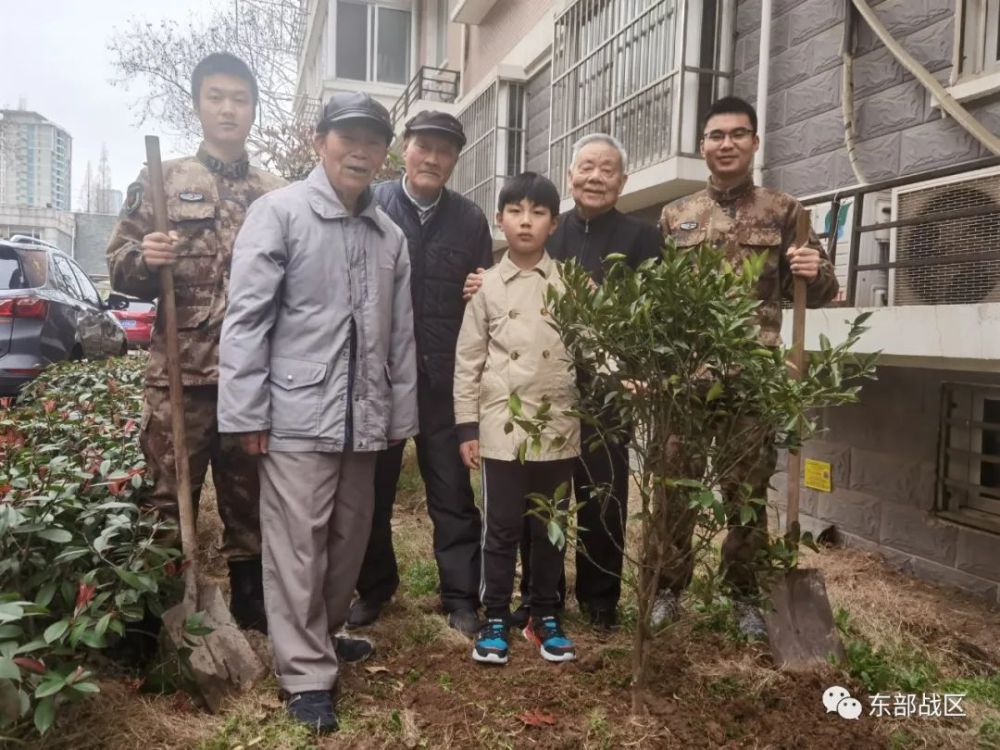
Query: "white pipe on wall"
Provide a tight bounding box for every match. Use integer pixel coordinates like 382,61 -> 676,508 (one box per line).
753,0 -> 773,185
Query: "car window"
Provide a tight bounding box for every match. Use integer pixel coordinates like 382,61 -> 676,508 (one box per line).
0,247 -> 47,289
51,255 -> 83,300
127,301 -> 156,314
67,261 -> 102,307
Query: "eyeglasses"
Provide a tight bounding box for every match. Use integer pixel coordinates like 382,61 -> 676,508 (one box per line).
702,128 -> 755,144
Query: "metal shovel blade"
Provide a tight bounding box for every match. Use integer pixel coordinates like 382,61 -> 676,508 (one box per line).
763,568 -> 846,671
161,583 -> 265,712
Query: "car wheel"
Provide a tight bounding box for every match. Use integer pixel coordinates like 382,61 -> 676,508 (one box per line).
70,345 -> 84,361
118,340 -> 129,357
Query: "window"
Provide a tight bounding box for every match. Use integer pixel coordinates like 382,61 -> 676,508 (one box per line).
0,248 -> 47,289
937,382 -> 1000,534
67,261 -> 102,308
435,0 -> 448,65
950,0 -> 1000,100
335,1 -> 412,85
451,81 -> 526,223
961,0 -> 1000,78
51,255 -> 82,301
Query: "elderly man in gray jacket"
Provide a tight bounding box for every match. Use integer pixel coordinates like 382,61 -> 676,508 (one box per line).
218,92 -> 418,734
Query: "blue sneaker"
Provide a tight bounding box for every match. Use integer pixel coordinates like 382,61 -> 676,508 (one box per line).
472,618 -> 509,664
524,616 -> 576,662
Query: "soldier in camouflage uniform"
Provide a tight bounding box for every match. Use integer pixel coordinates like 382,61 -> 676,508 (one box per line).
655,96 -> 838,635
106,53 -> 285,633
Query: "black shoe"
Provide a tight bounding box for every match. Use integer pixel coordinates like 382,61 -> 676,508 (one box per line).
508,604 -> 530,629
346,598 -> 383,629
588,606 -> 619,631
286,690 -> 338,733
228,558 -> 267,634
335,635 -> 374,664
447,608 -> 481,636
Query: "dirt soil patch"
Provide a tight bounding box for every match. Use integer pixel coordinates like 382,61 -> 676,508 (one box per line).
33,460 -> 1000,749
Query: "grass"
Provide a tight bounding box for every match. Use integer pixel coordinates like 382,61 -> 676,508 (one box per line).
980,717 -> 1000,749
401,558 -> 440,598
836,607 -> 941,694
197,712 -> 318,750
584,707 -> 614,749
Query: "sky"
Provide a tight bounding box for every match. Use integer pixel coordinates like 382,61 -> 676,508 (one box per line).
0,0 -> 224,209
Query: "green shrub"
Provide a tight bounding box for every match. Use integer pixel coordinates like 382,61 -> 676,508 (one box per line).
0,357 -> 180,737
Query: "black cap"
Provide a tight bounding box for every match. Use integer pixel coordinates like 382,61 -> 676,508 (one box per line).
404,110 -> 467,149
317,92 -> 394,143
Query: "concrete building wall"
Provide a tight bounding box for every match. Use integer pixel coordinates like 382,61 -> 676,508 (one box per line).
73,213 -> 118,277
769,366 -> 1000,604
734,0 -> 1000,196
462,0 -> 554,94
0,206 -> 74,255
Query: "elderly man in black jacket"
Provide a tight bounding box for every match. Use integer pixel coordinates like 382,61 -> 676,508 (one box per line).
348,111 -> 493,635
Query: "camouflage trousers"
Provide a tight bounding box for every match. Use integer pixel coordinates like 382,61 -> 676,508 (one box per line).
140,385 -> 261,560
657,418 -> 777,596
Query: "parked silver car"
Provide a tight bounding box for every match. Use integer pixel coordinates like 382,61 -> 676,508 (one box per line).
0,236 -> 127,394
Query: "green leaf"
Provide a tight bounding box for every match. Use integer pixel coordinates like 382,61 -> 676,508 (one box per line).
33,695 -> 55,734
547,520 -> 565,551
0,603 -> 23,624
705,380 -> 723,403
35,582 -> 58,608
94,613 -> 112,639
34,676 -> 66,699
43,620 -> 69,644
37,528 -> 73,544
0,625 -> 22,640
508,392 -> 523,417
0,657 -> 19,681
15,639 -> 48,655
79,631 -> 107,649
70,681 -> 100,694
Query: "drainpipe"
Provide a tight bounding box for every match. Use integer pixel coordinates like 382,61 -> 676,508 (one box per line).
753,0 -> 773,186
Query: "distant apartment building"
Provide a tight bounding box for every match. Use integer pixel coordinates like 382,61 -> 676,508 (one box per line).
0,109 -> 73,211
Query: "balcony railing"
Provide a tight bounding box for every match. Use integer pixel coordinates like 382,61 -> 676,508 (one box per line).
388,66 -> 461,126
450,79 -> 525,226
801,155 -> 1000,308
549,0 -> 733,193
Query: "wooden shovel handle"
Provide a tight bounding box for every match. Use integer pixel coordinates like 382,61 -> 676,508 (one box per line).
786,209 -> 811,533
145,136 -> 197,572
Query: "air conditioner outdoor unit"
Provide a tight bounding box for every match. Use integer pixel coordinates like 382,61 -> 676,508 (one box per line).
889,166 -> 1000,306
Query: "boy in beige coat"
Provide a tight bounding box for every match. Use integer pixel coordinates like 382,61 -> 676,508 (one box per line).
454,172 -> 580,665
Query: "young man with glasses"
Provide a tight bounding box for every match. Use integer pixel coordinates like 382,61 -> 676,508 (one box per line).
656,96 -> 838,637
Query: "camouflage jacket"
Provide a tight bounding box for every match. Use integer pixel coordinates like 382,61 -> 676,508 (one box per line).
659,175 -> 838,346
106,144 -> 286,386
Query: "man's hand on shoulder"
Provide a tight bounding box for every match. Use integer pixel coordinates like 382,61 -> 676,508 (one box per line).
787,244 -> 821,282
463,267 -> 486,301
141,231 -> 179,268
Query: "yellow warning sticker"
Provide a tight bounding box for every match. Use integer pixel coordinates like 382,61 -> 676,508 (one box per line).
804,459 -> 832,493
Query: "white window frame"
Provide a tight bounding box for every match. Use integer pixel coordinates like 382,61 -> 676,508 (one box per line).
334,0 -> 414,86
948,0 -> 1000,102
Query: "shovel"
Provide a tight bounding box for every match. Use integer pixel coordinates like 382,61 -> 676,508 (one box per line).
145,136 -> 265,710
762,209 -> 846,671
